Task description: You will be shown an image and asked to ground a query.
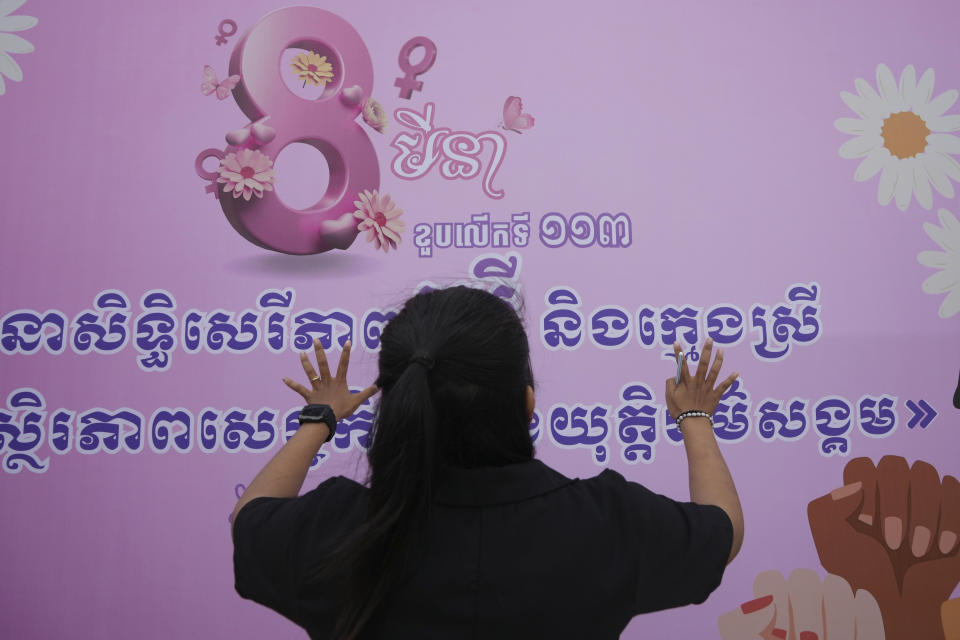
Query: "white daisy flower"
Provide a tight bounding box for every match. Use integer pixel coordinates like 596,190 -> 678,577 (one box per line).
0,0 -> 37,96
918,208 -> 960,318
835,64 -> 960,211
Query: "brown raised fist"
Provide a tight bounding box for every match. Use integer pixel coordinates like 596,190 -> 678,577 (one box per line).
808,455 -> 960,640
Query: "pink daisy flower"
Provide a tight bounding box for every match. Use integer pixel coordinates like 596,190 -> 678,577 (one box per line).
217,148 -> 276,201
352,190 -> 405,253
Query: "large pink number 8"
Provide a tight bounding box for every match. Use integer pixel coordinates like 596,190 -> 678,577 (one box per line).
220,7 -> 378,255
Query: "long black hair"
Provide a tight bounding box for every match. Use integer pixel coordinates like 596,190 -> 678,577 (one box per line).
328,286 -> 535,638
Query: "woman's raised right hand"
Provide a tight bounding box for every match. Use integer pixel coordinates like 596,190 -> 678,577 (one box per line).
664,338 -> 739,419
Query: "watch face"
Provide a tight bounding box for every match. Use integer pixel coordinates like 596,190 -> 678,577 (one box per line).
299,406 -> 334,424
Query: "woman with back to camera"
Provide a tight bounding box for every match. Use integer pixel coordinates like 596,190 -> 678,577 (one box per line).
231,286 -> 744,639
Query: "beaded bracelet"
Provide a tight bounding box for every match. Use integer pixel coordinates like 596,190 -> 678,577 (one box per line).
675,410 -> 713,428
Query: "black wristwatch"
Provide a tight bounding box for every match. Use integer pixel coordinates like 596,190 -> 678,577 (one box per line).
297,404 -> 338,442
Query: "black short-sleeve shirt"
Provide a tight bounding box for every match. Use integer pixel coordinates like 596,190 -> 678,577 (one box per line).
233,459 -> 732,639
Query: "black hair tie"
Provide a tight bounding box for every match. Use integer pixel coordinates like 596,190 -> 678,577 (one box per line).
410,354 -> 435,370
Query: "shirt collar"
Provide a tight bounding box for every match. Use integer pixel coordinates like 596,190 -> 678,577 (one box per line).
434,459 -> 577,507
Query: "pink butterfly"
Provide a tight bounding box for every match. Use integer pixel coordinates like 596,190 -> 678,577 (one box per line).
501,96 -> 535,134
201,64 -> 240,100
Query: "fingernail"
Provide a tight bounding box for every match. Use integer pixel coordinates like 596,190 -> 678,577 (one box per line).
858,513 -> 874,526
830,481 -> 862,500
912,526 -> 931,557
345,340 -> 351,348
772,629 -> 787,639
940,531 -> 958,554
884,516 -> 903,550
740,594 -> 773,614
800,632 -> 819,640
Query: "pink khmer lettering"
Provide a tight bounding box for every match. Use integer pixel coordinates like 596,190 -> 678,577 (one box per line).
390,103 -> 506,199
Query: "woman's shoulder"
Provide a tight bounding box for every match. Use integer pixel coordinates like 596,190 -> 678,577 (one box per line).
302,474 -> 367,503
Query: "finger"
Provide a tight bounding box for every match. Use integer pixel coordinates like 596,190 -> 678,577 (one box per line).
753,570 -> 790,638
674,342 -> 692,383
822,573 -> 855,640
335,340 -> 352,380
843,457 -> 878,527
300,351 -> 320,388
717,594 -> 776,639
806,483 -> 864,578
908,460 -> 941,558
355,384 -> 379,405
876,455 -> 910,551
939,475 -> 960,555
788,568 -> 825,640
313,338 -> 332,380
282,376 -> 311,400
716,371 -> 739,397
705,348 -> 724,388
695,338 -> 714,383
338,385 -> 381,421
942,597 -> 960,640
852,588 -> 884,640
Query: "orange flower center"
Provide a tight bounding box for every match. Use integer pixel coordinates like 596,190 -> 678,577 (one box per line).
881,111 -> 930,159
307,64 -> 318,72
373,211 -> 387,226
240,166 -> 255,179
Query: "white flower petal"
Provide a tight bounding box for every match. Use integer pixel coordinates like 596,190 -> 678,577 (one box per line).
0,14 -> 36,31
918,250 -> 951,269
923,268 -> 960,294
939,287 -> 960,318
839,135 -> 882,159
917,90 -> 959,120
915,68 -> 935,107
894,160 -> 915,210
923,220 -> 956,252
877,64 -> 903,112
913,161 -> 934,210
923,154 -> 956,198
835,117 -> 879,135
900,65 -> 918,107
855,77 -> 881,102
937,208 -> 960,237
928,133 -> 960,155
0,50 -> 22,82
877,161 -> 898,205
0,32 -> 32,54
927,115 -> 960,132
855,148 -> 888,182
0,0 -> 27,19
940,153 -> 960,182
841,91 -> 884,120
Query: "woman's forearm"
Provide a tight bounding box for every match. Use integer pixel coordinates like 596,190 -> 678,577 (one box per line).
230,422 -> 330,528
681,416 -> 744,563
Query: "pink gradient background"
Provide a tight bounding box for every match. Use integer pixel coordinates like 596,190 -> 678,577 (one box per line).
1,0 -> 959,637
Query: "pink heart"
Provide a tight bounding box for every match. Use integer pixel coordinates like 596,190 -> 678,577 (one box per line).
341,85 -> 363,106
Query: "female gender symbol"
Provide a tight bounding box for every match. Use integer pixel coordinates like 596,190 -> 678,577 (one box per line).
215,19 -> 237,46
395,36 -> 437,99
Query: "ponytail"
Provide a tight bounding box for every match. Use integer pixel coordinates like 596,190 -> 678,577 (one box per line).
329,360 -> 438,639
